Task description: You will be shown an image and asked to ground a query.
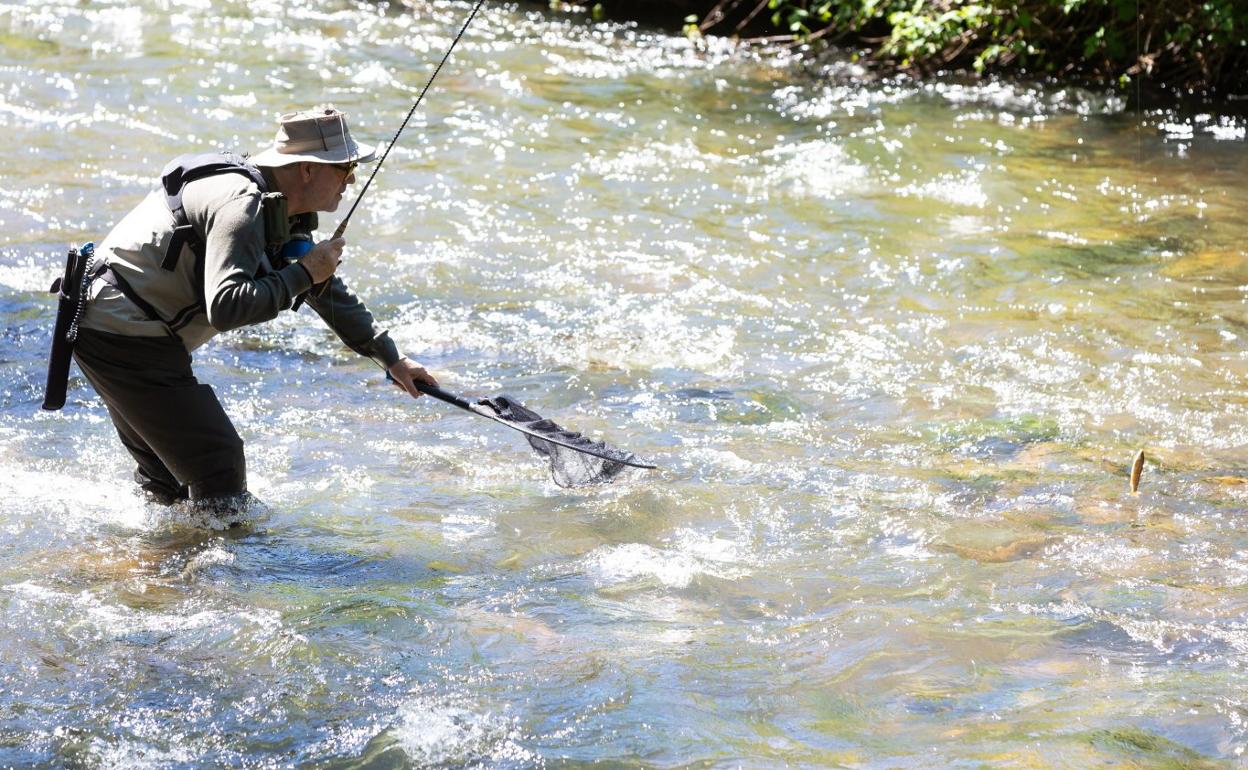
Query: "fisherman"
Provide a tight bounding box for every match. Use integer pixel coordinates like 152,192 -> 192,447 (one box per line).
61,108 -> 437,511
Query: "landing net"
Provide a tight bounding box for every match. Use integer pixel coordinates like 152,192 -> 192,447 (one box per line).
476,396 -> 645,487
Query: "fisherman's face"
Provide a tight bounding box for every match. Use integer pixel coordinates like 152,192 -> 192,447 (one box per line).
305,161 -> 357,212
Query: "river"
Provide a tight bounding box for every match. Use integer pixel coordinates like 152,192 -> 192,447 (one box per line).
2,0 -> 1248,767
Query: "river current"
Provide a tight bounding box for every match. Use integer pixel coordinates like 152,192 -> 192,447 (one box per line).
2,1 -> 1248,767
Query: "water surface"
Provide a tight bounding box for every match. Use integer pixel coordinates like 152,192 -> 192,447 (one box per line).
2,1 -> 1248,767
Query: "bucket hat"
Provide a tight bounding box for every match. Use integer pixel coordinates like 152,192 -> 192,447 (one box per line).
250,108 -> 376,167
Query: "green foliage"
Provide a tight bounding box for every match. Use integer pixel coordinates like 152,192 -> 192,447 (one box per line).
885,3 -> 994,66
696,0 -> 1248,90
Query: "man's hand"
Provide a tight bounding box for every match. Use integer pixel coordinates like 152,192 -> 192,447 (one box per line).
388,356 -> 438,399
298,237 -> 345,284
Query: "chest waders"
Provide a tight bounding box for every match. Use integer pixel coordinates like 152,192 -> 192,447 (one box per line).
42,151 -> 314,411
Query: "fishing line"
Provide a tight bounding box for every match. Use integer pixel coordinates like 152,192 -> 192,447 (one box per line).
1129,0 -> 1148,491
333,0 -> 487,241
308,0 -> 484,446
326,0 -> 654,484
1135,0 -> 1141,200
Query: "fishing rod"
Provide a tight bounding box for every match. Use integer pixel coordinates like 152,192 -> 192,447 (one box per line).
312,0 -> 487,297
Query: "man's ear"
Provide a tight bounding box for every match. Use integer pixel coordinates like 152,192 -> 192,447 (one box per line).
300,162 -> 316,182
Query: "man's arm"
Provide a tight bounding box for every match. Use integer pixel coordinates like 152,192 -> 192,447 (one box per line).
192,185 -> 312,331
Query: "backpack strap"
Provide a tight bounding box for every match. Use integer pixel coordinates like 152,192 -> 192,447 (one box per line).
159,151 -> 268,271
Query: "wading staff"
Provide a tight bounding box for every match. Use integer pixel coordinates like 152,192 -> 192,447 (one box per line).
312,0 -> 487,297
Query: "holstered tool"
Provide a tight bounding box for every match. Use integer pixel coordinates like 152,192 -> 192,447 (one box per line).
42,243 -> 94,411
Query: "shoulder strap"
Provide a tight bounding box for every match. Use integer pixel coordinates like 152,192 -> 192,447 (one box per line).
160,151 -> 268,271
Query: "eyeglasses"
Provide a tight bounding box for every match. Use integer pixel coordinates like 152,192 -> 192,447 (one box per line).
329,161 -> 357,176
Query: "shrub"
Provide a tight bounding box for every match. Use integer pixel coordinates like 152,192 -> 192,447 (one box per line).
685,0 -> 1248,90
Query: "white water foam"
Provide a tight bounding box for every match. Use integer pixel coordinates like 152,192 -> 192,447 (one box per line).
580,139 -> 724,183
86,737 -> 196,770
0,467 -> 147,532
582,536 -> 748,591
897,170 -> 989,208
5,581 -> 286,648
756,140 -> 869,200
392,698 -> 534,766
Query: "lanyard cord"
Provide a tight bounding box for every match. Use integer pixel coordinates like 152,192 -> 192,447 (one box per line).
333,0 -> 486,240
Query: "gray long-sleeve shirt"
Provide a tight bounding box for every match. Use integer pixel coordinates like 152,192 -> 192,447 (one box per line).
82,171 -> 400,367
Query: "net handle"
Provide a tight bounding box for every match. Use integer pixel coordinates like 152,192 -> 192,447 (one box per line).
385,373 -> 658,470
412,379 -> 475,411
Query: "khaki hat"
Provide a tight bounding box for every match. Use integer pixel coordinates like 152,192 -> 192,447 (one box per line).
250,108 -> 376,167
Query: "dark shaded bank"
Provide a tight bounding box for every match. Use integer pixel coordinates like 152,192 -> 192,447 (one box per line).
554,0 -> 1248,95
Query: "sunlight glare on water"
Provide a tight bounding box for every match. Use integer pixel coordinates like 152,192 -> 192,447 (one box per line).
3,0 -> 1248,766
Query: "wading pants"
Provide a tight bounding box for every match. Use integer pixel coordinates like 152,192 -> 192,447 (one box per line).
72,328 -> 246,505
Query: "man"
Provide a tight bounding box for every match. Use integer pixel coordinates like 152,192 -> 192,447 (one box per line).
70,108 -> 436,510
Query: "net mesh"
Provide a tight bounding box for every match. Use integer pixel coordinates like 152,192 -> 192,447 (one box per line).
477,396 -> 637,487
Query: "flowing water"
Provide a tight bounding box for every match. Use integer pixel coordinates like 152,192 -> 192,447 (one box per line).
3,0 -> 1248,767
